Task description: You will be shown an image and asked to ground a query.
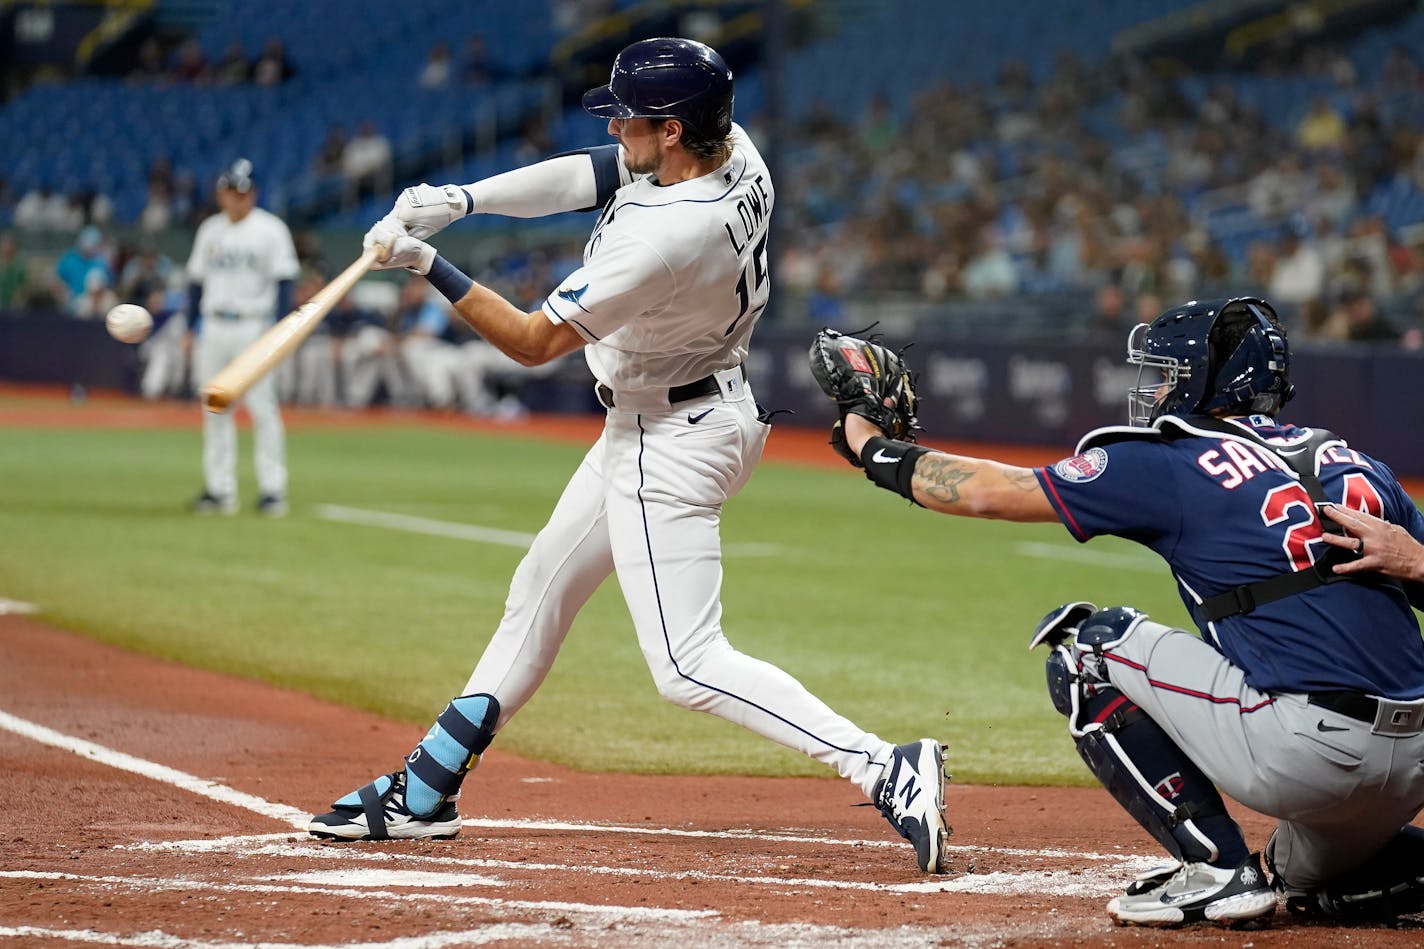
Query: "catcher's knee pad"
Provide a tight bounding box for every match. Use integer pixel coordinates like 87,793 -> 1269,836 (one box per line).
403,693 -> 500,818
1041,604 -> 1154,733
1073,688 -> 1246,867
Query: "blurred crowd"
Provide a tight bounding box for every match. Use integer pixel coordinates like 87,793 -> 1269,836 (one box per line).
5,18 -> 1424,356
774,41 -> 1424,348
127,35 -> 295,87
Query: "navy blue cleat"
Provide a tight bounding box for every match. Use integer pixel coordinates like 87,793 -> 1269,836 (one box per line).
874,738 -> 949,873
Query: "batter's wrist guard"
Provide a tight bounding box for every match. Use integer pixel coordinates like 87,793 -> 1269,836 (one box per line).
403,693 -> 500,817
427,255 -> 474,305
860,436 -> 929,504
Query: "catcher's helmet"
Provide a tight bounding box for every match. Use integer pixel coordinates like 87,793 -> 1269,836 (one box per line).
1126,296 -> 1294,426
216,157 -> 257,193
582,37 -> 734,139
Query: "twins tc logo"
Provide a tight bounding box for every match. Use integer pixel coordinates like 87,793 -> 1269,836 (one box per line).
1155,772 -> 1186,799
1052,448 -> 1109,483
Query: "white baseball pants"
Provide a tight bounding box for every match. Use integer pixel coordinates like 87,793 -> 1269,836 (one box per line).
192,318 -> 287,500
462,382 -> 895,798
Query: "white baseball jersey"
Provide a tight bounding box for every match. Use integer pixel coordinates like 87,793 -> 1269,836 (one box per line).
186,207 -> 300,321
186,205 -> 297,503
542,123 -> 772,395
459,123 -> 901,811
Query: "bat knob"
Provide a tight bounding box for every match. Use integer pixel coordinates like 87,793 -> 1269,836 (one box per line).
200,385 -> 233,414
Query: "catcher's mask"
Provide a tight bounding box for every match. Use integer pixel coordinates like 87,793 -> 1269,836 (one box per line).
1126,296 -> 1294,426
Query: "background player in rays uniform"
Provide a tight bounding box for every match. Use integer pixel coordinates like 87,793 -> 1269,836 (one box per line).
185,159 -> 300,516
306,37 -> 949,874
831,296 -> 1424,927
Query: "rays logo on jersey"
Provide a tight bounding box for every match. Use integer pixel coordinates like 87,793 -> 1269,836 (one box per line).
1052,448 -> 1109,483
557,283 -> 590,307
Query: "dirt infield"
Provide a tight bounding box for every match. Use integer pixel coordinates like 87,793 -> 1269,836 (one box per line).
4,387 -> 1424,946
5,614 -> 1424,948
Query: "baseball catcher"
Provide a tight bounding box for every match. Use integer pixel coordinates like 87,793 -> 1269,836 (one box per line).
813,298 -> 1424,929
808,327 -> 919,468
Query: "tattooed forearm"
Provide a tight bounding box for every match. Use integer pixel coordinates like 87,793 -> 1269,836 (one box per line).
1003,467 -> 1041,492
914,454 -> 977,505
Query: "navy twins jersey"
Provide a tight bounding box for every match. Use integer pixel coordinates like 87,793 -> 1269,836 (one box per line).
1035,415 -> 1424,698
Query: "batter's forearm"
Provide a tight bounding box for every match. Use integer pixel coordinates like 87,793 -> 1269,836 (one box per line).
449,282 -> 553,366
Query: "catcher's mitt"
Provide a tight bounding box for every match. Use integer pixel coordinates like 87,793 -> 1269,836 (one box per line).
808,328 -> 919,466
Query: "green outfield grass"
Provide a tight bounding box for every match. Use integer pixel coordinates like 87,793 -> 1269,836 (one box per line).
0,415 -> 1203,786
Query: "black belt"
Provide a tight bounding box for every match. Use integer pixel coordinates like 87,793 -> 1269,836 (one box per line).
596,368 -> 738,408
1307,691 -> 1378,723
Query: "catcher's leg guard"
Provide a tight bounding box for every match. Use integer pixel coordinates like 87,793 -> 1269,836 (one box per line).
1273,825 -> 1424,920
403,693 -> 500,817
1041,605 -> 1247,868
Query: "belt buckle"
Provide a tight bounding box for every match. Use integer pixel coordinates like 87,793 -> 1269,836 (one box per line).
1373,699 -> 1424,736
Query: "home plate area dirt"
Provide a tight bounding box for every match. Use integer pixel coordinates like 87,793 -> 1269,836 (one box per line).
4,615 -> 1424,948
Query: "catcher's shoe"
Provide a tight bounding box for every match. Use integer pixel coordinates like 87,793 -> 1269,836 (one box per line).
308,770 -> 462,841
874,739 -> 949,874
1107,852 -> 1276,928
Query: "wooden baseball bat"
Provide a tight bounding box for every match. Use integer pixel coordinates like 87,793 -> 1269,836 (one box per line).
200,246 -> 382,413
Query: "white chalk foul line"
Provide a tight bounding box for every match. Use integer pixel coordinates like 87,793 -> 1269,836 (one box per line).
0,925 -> 564,949
1,870 -> 715,923
314,503 -> 780,556
117,834 -> 1143,899
0,708 -> 309,828
314,504 -> 536,548
0,597 -> 39,615
125,819 -> 1143,868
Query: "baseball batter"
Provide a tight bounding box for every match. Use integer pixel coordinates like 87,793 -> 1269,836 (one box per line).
186,159 -> 300,516
823,297 -> 1424,927
308,37 -> 949,873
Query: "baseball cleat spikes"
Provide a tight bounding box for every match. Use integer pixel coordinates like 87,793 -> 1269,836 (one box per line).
1107,852 -> 1277,928
874,738 -> 950,874
308,770 -> 463,841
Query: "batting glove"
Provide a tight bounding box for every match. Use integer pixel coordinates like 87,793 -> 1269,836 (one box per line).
393,183 -> 472,240
363,220 -> 436,275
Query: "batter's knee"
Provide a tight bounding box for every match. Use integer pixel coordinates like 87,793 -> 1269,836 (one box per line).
650,667 -> 718,711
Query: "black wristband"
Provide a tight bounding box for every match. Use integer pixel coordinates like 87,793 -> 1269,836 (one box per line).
860,436 -> 928,504
427,255 -> 474,304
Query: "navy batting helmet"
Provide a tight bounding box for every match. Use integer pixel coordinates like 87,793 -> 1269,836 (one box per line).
216,158 -> 256,193
1127,296 -> 1294,425
582,37 -> 733,139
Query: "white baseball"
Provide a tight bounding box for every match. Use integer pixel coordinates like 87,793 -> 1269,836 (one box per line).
106,303 -> 153,344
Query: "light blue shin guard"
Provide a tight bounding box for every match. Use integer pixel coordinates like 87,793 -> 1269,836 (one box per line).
404,693 -> 500,818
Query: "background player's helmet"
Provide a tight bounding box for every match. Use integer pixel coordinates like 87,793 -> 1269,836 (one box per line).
216,158 -> 256,193
1126,296 -> 1294,425
582,37 -> 734,140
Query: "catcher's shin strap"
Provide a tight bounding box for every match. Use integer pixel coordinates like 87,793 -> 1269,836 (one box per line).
1190,418 -> 1371,622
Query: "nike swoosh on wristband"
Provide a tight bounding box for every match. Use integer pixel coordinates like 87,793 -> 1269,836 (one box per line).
871,449 -> 901,464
